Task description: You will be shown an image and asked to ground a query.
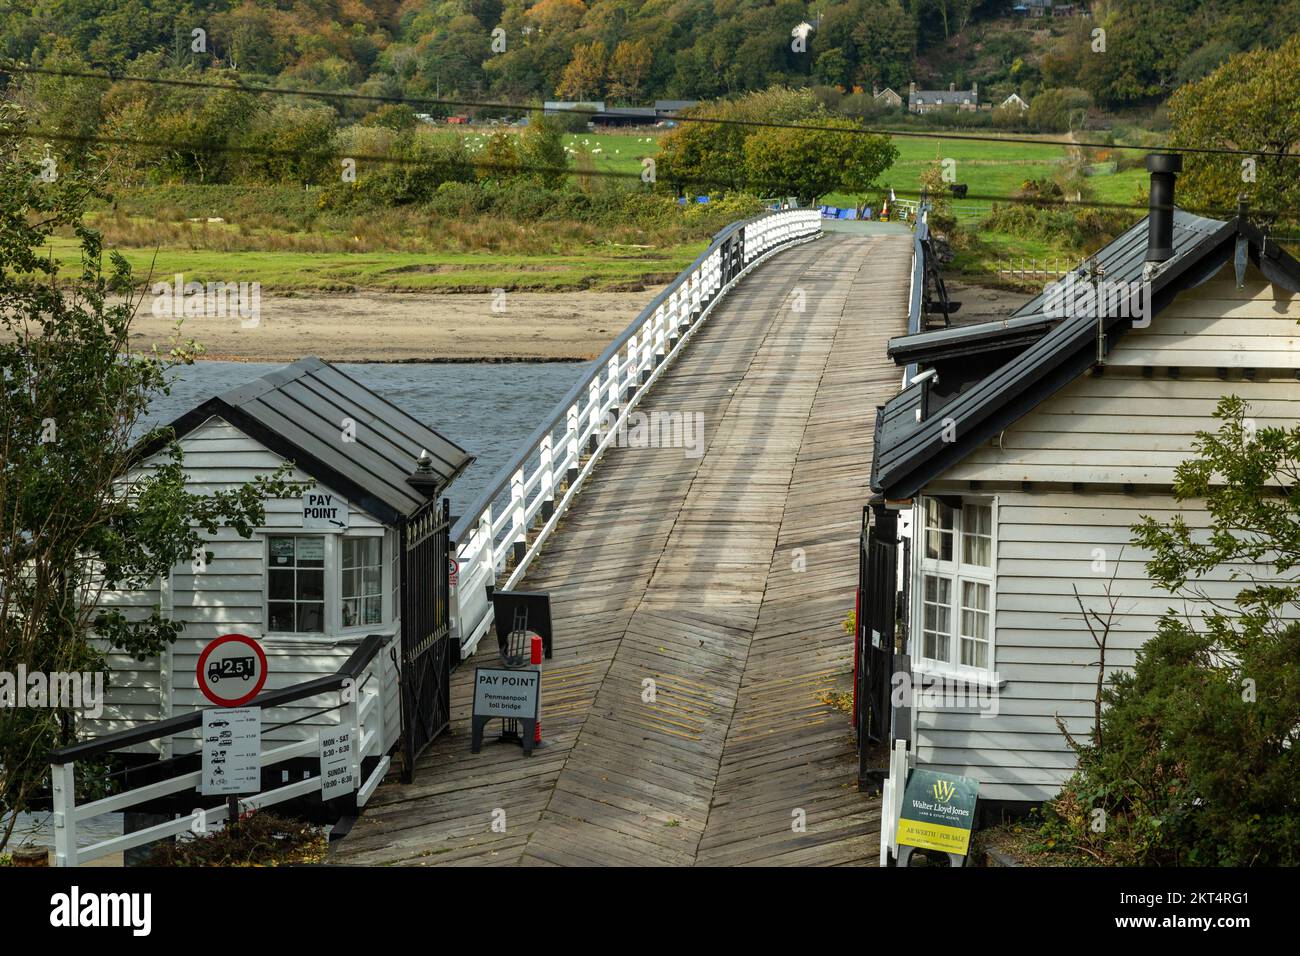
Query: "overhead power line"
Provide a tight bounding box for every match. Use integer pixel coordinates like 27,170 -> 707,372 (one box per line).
5,125 -> 1300,225
4,62 -> 1298,161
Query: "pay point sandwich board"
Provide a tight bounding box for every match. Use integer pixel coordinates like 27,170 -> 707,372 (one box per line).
470,667 -> 540,756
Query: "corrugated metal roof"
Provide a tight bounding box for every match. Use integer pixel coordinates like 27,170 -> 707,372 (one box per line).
142,357 -> 473,525
870,209 -> 1243,497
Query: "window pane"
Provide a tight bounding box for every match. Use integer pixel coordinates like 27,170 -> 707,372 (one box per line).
922,574 -> 952,663
361,538 -> 381,566
341,568 -> 359,600
297,537 -> 325,566
270,537 -> 295,565
268,569 -> 295,600
341,598 -> 359,628
959,581 -> 991,669
924,498 -> 954,561
297,569 -> 324,601
268,602 -> 296,632
363,566 -> 382,596
298,602 -> 324,632
961,504 -> 993,567
363,596 -> 382,625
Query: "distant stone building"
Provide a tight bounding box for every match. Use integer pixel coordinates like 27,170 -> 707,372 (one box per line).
872,84 -> 903,108
908,82 -> 979,114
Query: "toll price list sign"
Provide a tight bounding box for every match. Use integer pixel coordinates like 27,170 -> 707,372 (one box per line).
895,768 -> 979,857
201,707 -> 261,796
319,728 -> 356,799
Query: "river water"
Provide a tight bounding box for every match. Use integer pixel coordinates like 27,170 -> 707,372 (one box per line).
8,358 -> 589,855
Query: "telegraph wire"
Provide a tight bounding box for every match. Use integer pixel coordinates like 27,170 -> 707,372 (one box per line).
3,125 -> 1299,224
3,62 -> 1297,161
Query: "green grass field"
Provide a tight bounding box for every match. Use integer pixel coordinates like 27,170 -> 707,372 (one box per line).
63,127 -> 1156,292
45,236 -> 703,293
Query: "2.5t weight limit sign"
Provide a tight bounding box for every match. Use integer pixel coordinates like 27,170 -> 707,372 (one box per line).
196,633 -> 268,708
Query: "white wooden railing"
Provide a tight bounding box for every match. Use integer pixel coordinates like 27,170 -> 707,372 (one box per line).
450,208 -> 822,655
47,635 -> 393,867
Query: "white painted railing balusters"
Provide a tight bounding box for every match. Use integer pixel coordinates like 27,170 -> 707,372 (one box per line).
566,403 -> 580,487
539,434 -> 555,520
509,469 -> 526,564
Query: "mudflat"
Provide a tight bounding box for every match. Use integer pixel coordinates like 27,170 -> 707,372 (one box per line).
123,288 -> 666,362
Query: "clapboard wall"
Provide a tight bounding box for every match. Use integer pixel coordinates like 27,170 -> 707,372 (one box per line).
85,416 -> 403,756
910,260 -> 1299,802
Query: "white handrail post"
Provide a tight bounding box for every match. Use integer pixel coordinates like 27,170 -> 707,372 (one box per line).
605,356 -> 619,423
587,380 -> 602,454
653,305 -> 667,366
52,760 -> 77,867
479,505 -> 496,574
342,689 -> 361,787
509,468 -> 526,565
539,434 -> 555,521
566,402 -> 580,488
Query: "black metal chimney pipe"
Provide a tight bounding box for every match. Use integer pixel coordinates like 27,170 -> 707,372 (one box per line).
1145,153 -> 1183,263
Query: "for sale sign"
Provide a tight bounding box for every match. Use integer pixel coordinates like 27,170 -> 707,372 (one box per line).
895,768 -> 979,857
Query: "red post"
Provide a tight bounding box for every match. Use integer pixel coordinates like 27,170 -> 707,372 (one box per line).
531,634 -> 543,744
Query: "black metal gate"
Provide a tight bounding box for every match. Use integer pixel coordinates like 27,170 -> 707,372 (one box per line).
399,497 -> 452,782
856,505 -> 900,790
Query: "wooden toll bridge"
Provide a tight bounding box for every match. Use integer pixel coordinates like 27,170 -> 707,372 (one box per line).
331,218 -> 912,866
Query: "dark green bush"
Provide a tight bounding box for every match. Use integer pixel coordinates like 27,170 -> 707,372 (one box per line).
1041,621 -> 1300,866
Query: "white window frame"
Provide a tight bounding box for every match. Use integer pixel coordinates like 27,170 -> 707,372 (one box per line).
262,530 -> 394,640
911,495 -> 997,679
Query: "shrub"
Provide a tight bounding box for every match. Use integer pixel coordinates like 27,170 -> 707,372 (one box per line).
144,810 -> 327,867
1040,622 -> 1300,866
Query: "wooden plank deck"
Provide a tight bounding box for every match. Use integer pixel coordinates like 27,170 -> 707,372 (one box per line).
330,232 -> 912,866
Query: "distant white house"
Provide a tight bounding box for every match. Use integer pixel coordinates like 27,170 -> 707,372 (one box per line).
999,93 -> 1030,112
908,82 -> 979,113
872,84 -> 904,109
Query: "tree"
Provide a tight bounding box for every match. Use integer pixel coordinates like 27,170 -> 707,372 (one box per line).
658,87 -> 823,194
518,113 -> 569,189
743,118 -> 897,205
1169,37 -> 1300,229
608,39 -> 653,103
555,41 -> 607,100
0,107 -> 298,851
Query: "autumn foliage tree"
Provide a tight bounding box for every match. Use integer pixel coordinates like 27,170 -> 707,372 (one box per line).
1169,36 -> 1300,230
555,40 -> 606,101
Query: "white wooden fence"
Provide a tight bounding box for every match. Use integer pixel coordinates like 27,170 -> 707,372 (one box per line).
449,208 -> 822,656
48,635 -> 393,867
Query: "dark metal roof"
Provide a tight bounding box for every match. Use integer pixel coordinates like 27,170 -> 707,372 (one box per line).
137,357 -> 474,525
870,209 -> 1300,498
887,313 -> 1062,365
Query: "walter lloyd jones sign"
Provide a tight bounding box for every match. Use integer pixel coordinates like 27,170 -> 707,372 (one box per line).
896,768 -> 979,857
